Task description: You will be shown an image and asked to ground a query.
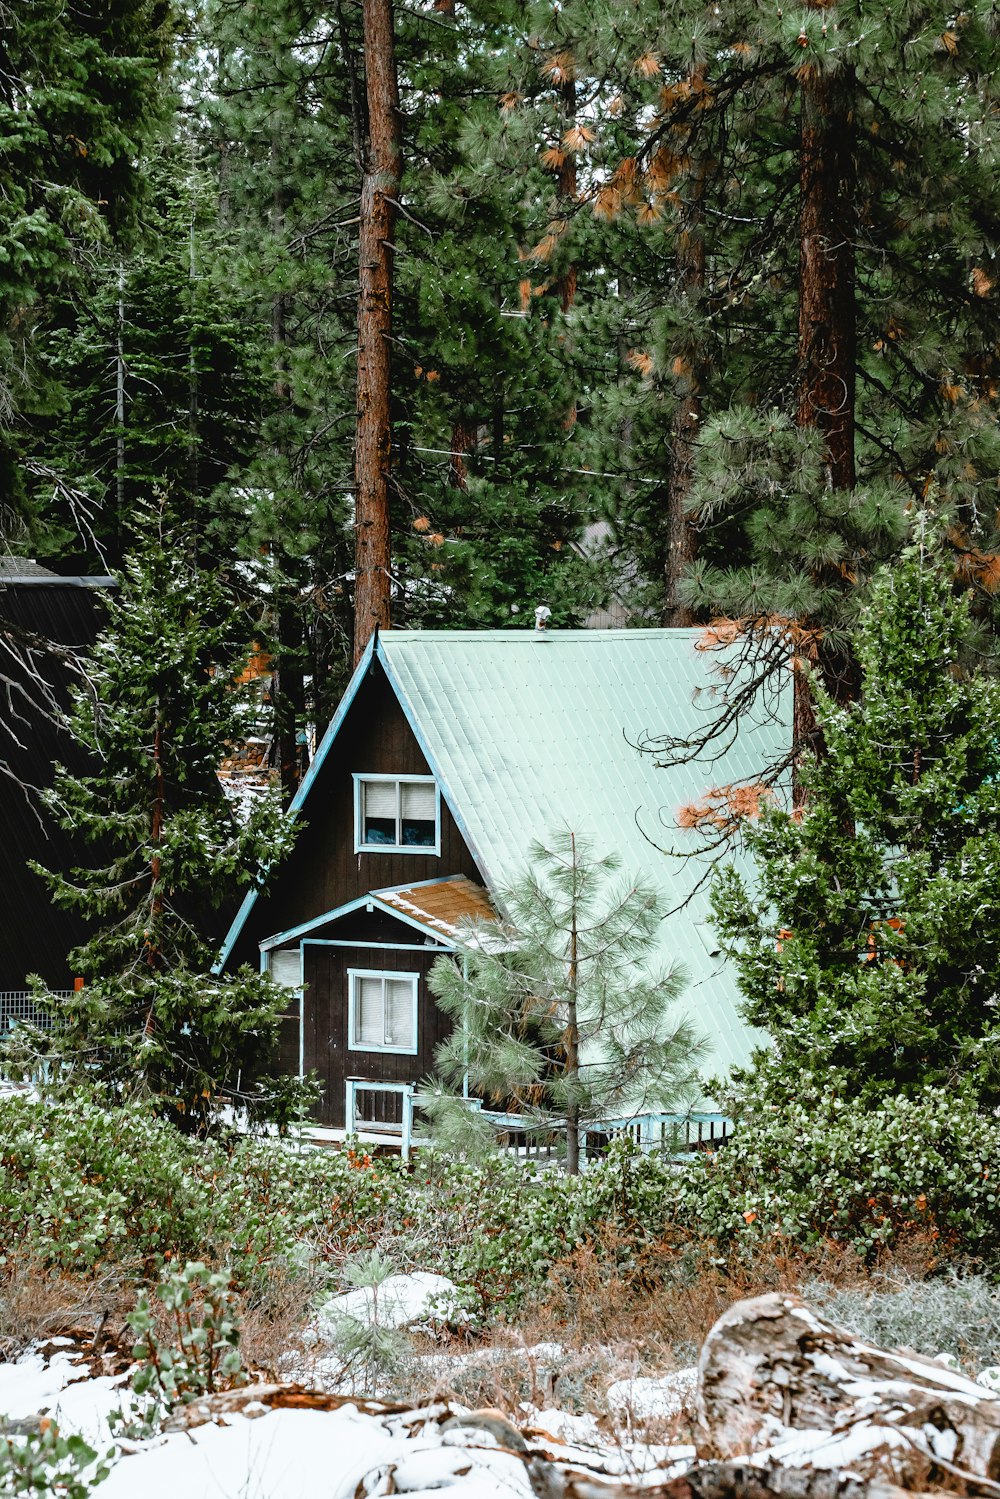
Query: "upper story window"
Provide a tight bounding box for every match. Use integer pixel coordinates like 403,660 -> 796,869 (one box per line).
353,774 -> 440,855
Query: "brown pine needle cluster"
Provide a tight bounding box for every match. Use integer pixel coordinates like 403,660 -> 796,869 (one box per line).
542,50 -> 576,84
626,349 -> 654,376
696,615 -> 824,660
633,52 -> 661,77
677,782 -> 773,831
562,123 -> 595,151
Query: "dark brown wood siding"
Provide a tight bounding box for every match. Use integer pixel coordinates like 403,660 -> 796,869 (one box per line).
230,657 -> 481,1126
231,660 -> 482,963
303,938 -> 452,1127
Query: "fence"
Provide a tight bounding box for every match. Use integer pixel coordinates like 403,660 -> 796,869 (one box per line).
0,991 -> 63,1033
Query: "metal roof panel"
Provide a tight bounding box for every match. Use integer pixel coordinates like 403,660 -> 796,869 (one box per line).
378,627 -> 790,1078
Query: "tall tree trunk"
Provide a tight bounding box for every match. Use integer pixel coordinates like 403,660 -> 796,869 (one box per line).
115,264 -> 126,525
449,419 -> 476,491
268,131 -> 303,805
793,52 -> 856,789
797,62 -> 856,492
187,213 -> 200,517
664,131 -> 706,629
353,0 -> 401,666
557,77 -> 578,431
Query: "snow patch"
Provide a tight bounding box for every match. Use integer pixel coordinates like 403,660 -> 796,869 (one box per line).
315,1272 -> 464,1338
605,1369 -> 697,1423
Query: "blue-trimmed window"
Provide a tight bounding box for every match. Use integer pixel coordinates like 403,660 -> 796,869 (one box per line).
347,969 -> 419,1054
353,774 -> 440,854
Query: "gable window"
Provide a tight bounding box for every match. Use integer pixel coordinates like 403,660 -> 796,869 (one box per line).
348,969 -> 418,1054
354,775 -> 440,854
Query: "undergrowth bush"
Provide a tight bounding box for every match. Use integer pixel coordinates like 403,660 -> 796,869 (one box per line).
3,1084 -> 998,1334
126,1260 -> 247,1429
675,1082 -> 1000,1259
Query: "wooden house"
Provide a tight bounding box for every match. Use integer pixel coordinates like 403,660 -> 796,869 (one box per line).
219,626 -> 790,1140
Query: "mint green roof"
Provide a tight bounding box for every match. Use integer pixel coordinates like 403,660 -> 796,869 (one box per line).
378,627 -> 790,1080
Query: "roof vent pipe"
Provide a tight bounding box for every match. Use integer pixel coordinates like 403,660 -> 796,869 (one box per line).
534,605 -> 552,635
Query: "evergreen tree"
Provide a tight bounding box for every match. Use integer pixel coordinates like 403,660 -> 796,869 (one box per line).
18,515 -> 303,1133
0,0 -> 171,524
711,532 -> 1000,1108
511,0 -> 1000,707
426,828 -> 704,1173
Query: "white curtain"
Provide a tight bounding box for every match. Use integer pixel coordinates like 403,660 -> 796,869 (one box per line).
363,781 -> 398,818
384,978 -> 414,1048
355,976 -> 385,1044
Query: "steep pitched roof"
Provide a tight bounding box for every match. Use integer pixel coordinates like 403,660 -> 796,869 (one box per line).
222,627 -> 790,1078
376,628 -> 786,1076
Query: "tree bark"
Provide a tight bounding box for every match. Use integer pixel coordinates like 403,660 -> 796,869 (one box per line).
664,131 -> 706,629
353,0 -> 401,666
797,61 -> 856,493
696,1292 -> 1000,1485
449,419 -> 477,491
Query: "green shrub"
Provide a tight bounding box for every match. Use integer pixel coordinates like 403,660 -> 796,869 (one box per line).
675,1081 -> 1000,1258
4,1085 -> 997,1325
0,1426 -> 110,1499
129,1260 -> 247,1420
0,1093 -> 215,1273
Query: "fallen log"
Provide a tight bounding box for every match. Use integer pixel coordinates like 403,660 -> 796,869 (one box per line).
695,1292 -> 1000,1487
527,1459 -> 940,1499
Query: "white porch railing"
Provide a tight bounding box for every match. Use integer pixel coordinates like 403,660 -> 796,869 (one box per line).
344,1080 -> 730,1162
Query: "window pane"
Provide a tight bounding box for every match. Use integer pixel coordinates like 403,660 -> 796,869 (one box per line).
270,949 -> 302,990
355,977 -> 384,1044
364,782 -> 398,816
400,782 -> 436,847
384,979 -> 414,1049
401,782 -> 435,818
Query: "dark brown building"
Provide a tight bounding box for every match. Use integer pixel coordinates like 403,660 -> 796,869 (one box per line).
0,564 -> 114,1024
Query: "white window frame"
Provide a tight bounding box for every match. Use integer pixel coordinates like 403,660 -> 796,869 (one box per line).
263,945 -> 305,1079
347,968 -> 419,1055
353,773 -> 441,856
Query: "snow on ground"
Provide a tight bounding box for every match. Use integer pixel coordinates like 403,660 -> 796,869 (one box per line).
0,1341 -> 699,1499
605,1370 -> 698,1424
315,1272 -> 463,1335
96,1403 -> 535,1499
0,1342 -> 131,1450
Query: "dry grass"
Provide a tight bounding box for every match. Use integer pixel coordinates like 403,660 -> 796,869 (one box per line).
235,1268 -> 319,1380
394,1231 -> 942,1424
498,1228 -> 893,1369
0,1260 -> 135,1362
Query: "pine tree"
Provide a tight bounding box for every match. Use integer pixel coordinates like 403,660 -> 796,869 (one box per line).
711,530 -> 1000,1108
513,0 -> 1000,700
426,828 -> 704,1172
19,513 -> 303,1133
0,0 -> 171,524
